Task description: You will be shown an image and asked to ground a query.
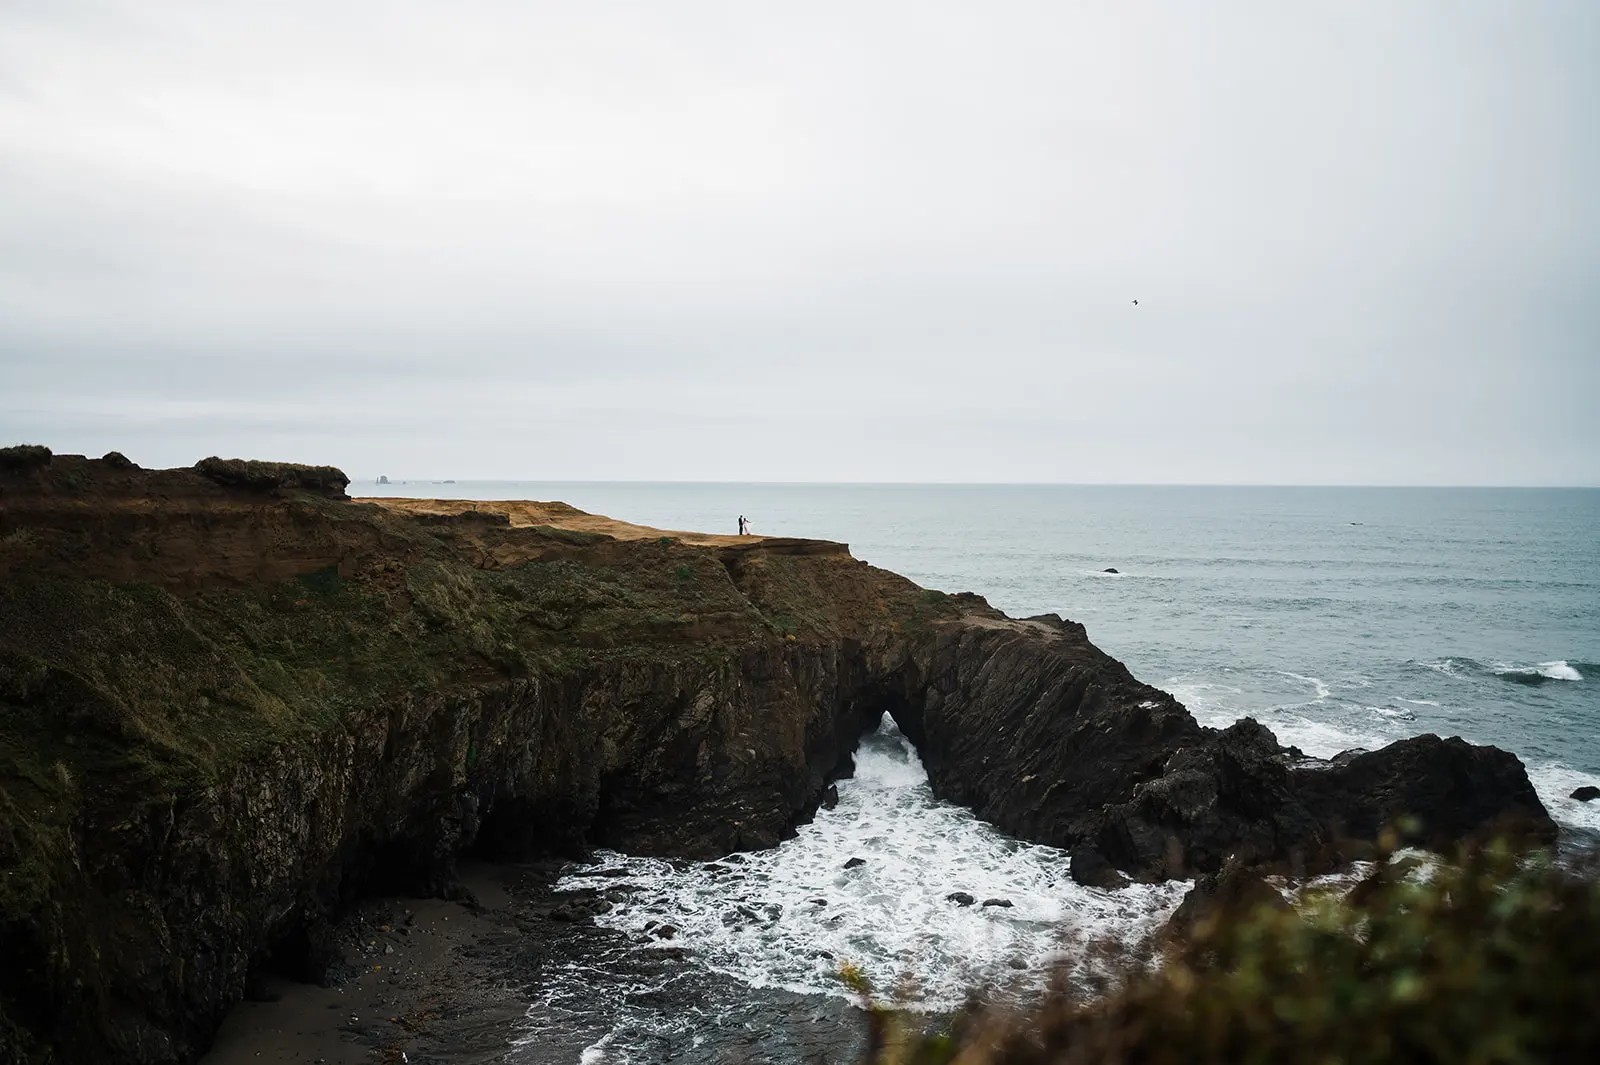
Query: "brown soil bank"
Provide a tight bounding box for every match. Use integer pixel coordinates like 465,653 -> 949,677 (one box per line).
0,448 -> 1556,1064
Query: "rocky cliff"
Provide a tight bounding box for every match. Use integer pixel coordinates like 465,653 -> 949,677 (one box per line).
0,449 -> 1556,1064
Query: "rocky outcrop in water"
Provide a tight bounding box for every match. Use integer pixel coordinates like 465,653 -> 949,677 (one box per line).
885,610 -> 1553,882
0,452 -> 1556,1064
1290,735 -> 1553,853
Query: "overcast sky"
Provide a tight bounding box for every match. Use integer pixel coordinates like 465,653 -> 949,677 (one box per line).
2,2 -> 1596,484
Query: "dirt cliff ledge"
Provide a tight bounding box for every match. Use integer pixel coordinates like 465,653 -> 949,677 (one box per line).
0,453 -> 1555,1064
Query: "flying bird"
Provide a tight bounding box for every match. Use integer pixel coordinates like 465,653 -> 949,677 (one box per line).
1131,299 -> 1139,306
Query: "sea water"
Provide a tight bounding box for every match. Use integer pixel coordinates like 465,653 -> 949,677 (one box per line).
515,721 -> 1188,1062
365,481 -> 1599,1059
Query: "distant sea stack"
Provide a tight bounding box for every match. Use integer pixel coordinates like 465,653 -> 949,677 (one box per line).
0,449 -> 1557,1065
377,474 -> 390,484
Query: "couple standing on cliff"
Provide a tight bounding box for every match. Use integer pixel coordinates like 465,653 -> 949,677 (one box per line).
738,515 -> 752,536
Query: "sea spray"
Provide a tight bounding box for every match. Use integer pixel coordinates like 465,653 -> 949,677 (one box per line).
531,716 -> 1190,1061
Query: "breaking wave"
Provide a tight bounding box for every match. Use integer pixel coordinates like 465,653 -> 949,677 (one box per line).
1492,660 -> 1584,685
1417,657 -> 1586,686
540,716 -> 1191,1061
557,717 -> 1187,1014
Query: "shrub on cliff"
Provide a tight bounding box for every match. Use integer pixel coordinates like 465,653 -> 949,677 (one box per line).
861,843 -> 1600,1064
0,444 -> 51,472
194,456 -> 350,497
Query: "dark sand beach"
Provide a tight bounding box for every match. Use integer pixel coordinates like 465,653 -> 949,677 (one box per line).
202,864 -> 552,1065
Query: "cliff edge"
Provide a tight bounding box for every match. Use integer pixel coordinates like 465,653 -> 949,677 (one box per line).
0,449 -> 1556,1064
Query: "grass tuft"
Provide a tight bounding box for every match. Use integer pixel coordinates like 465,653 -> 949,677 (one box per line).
0,445 -> 52,472
194,456 -> 350,497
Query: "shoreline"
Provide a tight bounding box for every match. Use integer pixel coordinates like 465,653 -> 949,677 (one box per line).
200,863 -> 580,1065
195,854 -> 882,1065
196,849 -> 892,1065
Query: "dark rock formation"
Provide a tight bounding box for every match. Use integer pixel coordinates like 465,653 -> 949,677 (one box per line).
1291,735 -> 1553,855
946,892 -> 975,906
1069,846 -> 1130,890
1103,567 -> 1119,574
1573,786 -> 1600,802
1167,855 -> 1292,938
1094,718 -> 1327,878
981,897 -> 1012,908
886,604 -> 1555,882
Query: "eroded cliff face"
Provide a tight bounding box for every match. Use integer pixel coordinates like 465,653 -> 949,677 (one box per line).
0,451 -> 1557,1064
0,453 -> 944,1063
0,656 -> 889,1064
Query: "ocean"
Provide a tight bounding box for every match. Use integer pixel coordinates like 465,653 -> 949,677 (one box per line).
363,481 -> 1600,1061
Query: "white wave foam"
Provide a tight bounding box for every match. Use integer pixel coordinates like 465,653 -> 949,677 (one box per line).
556,716 -> 1189,1014
1163,677 -> 1383,758
1493,660 -> 1584,682
1529,763 -> 1600,834
1158,680 -> 1242,723
1369,706 -> 1415,722
1274,860 -> 1376,904
579,1033 -> 618,1065
1280,672 -> 1332,701
1419,658 -> 1584,683
1262,715 -> 1373,759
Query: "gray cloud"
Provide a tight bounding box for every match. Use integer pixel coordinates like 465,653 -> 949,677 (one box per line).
2,1 -> 1596,483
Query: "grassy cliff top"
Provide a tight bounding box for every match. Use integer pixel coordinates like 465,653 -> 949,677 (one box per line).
0,452 -> 970,916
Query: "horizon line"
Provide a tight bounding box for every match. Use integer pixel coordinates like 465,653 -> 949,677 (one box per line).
357,478 -> 1600,490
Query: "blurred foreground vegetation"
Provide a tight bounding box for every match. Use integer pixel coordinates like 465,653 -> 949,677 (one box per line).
857,842 -> 1600,1065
